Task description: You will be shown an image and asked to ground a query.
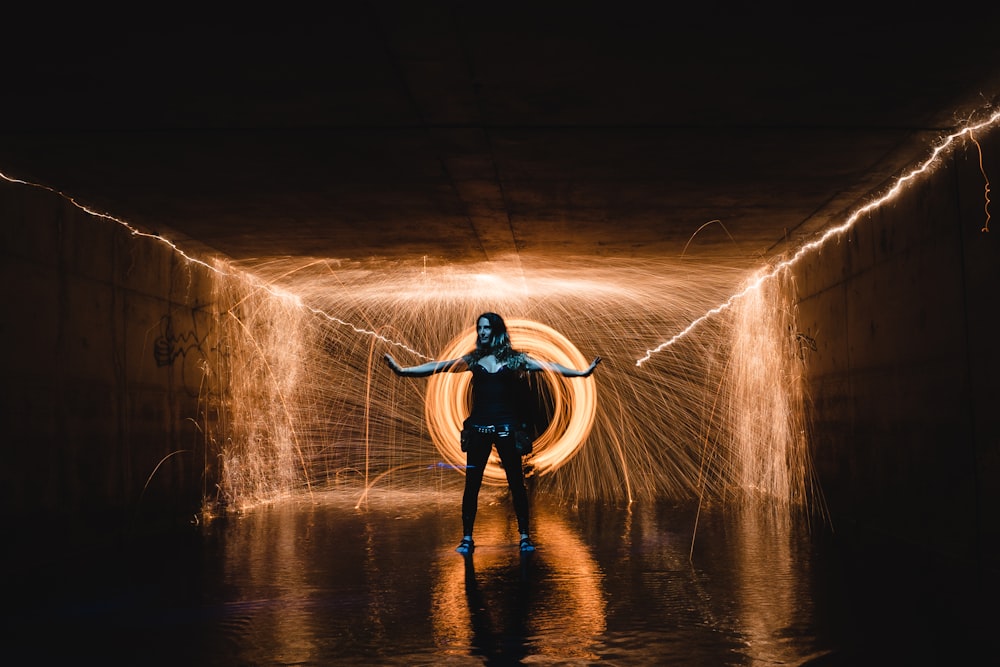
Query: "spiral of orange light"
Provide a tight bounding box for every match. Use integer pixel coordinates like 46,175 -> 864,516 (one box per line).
425,319 -> 598,484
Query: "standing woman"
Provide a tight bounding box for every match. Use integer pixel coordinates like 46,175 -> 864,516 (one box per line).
385,312 -> 601,554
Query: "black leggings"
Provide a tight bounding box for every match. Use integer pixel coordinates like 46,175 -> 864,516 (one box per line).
462,431 -> 529,537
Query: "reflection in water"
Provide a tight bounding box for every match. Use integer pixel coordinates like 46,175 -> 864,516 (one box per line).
16,489 -> 857,664
203,490 -> 841,665
431,506 -> 606,663
218,500 -> 324,665
730,506 -> 803,665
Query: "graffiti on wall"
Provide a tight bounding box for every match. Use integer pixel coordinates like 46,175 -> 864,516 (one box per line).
153,313 -> 217,396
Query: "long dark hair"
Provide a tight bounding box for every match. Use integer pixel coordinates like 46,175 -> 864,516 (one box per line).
464,312 -> 527,370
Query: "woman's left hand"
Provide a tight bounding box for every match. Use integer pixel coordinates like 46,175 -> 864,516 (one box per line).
585,356 -> 602,376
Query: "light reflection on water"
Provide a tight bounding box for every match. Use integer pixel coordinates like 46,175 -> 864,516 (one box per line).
431,507 -> 607,664
13,488 -> 856,665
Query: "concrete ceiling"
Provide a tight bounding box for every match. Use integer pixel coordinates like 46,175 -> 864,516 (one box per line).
3,6 -> 1000,271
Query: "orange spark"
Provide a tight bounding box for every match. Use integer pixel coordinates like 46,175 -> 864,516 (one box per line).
970,133 -> 992,232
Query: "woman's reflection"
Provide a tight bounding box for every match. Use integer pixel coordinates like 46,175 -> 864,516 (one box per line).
463,553 -> 532,664
431,509 -> 606,662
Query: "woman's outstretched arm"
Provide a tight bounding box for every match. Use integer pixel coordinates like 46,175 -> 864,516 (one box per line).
384,353 -> 467,377
525,355 -> 602,377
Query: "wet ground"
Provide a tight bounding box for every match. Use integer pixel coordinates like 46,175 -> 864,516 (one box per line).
5,487 -> 991,665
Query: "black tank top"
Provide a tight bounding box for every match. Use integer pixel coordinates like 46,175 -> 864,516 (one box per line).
467,363 -> 521,425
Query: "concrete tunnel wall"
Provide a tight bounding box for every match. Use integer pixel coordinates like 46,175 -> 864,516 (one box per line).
0,125 -> 997,580
792,126 -> 999,584
0,180 -> 221,547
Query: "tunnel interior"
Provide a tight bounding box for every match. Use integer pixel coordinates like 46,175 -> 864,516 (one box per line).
0,9 -> 998,661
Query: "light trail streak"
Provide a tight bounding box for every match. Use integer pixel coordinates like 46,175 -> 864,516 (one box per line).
970,133 -> 993,232
680,219 -> 738,257
354,461 -> 444,509
0,171 -> 224,275
135,449 -> 191,515
636,108 -> 1000,366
